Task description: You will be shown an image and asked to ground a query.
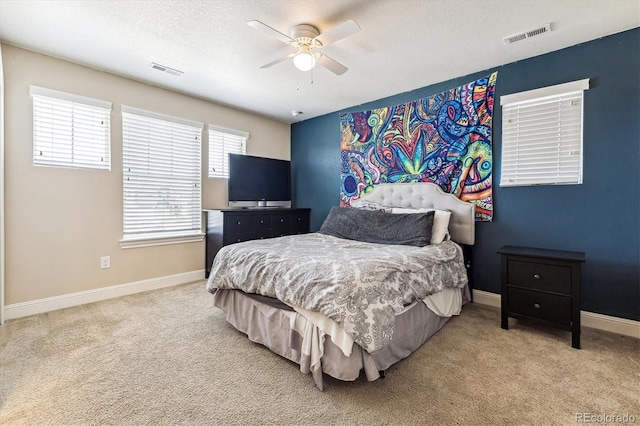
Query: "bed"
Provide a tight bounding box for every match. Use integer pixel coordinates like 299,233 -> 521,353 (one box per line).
206,182 -> 475,390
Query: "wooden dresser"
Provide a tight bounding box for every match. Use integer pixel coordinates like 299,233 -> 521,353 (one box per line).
203,208 -> 310,277
498,245 -> 585,349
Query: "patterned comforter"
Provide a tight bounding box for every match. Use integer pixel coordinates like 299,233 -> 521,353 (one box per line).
206,233 -> 468,353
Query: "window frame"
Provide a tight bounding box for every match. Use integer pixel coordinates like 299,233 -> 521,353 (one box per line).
30,85 -> 112,170
499,79 -> 589,187
120,106 -> 204,248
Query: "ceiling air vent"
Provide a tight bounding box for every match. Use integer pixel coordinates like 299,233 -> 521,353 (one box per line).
503,23 -> 552,45
150,62 -> 183,77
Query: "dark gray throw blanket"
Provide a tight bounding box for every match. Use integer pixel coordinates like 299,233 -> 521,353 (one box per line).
318,206 -> 434,247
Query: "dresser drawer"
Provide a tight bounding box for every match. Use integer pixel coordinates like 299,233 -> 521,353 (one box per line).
507,260 -> 571,294
272,211 -> 310,236
271,212 -> 291,235
290,212 -> 309,234
205,208 -> 310,279
250,214 -> 271,230
223,230 -> 271,245
224,215 -> 251,233
507,287 -> 572,325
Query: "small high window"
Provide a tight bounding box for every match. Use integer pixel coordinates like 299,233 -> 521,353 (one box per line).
500,79 -> 589,186
31,85 -> 111,170
208,125 -> 248,178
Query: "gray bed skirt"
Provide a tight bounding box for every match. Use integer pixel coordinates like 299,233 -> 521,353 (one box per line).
212,287 -> 470,390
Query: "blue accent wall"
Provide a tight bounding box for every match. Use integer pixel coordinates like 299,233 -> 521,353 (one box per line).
292,28 -> 640,321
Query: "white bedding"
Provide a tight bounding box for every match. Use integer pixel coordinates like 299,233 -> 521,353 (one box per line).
213,286 -> 466,389
290,286 -> 463,359
207,233 -> 468,353
209,182 -> 476,389
288,285 -> 464,385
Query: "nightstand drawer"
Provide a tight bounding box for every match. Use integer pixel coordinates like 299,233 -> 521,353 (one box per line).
507,260 -> 571,294
507,287 -> 571,325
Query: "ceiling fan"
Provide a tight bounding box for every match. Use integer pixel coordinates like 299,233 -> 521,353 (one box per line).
247,19 -> 360,75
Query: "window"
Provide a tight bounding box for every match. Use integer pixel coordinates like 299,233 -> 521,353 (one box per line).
208,125 -> 248,178
31,85 -> 111,170
121,106 -> 203,247
499,79 -> 589,186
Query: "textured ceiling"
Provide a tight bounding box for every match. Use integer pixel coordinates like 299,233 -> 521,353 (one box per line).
0,0 -> 638,123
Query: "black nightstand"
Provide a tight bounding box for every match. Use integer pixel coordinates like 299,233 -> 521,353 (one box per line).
498,245 -> 585,349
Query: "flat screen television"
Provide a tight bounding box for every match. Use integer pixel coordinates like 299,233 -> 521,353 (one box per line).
228,154 -> 291,207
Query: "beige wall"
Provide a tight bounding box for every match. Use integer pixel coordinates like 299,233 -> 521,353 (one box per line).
2,44 -> 290,305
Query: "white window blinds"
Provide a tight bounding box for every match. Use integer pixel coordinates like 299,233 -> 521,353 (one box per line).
500,79 -> 589,187
208,125 -> 248,178
31,85 -> 111,170
122,106 -> 202,241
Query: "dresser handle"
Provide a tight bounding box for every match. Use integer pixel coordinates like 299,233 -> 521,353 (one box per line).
260,220 -> 264,224
533,274 -> 541,279
237,221 -> 241,225
534,303 -> 541,309
297,217 -> 301,221
280,218 -> 284,222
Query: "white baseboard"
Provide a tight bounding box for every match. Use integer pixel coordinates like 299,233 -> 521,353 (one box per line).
472,290 -> 640,339
472,289 -> 502,309
580,311 -> 640,339
4,280 -> 637,340
3,270 -> 205,321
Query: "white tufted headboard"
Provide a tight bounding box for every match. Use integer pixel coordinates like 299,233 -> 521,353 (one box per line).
356,182 -> 476,245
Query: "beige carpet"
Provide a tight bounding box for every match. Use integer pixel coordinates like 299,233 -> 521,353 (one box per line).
1,282 -> 638,425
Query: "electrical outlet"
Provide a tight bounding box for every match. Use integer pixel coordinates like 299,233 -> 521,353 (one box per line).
100,256 -> 111,269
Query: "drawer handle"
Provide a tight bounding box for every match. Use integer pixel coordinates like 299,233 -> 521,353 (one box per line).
280,218 -> 284,222
236,239 -> 241,242
533,274 -> 541,279
237,221 -> 241,225
297,217 -> 301,221
534,303 -> 541,309
260,220 -> 264,224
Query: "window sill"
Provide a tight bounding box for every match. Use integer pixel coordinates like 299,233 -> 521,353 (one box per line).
119,232 -> 205,249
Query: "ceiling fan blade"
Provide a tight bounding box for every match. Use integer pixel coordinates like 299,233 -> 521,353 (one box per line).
316,54 -> 348,75
260,53 -> 296,69
247,20 -> 294,44
314,20 -> 360,46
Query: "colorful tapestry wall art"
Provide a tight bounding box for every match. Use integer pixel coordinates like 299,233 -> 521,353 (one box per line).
339,72 -> 497,221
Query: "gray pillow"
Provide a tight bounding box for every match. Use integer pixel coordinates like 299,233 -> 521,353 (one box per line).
318,206 -> 434,247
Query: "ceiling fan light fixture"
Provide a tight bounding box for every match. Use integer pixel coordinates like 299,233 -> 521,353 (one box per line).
248,19 -> 359,75
293,49 -> 316,72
